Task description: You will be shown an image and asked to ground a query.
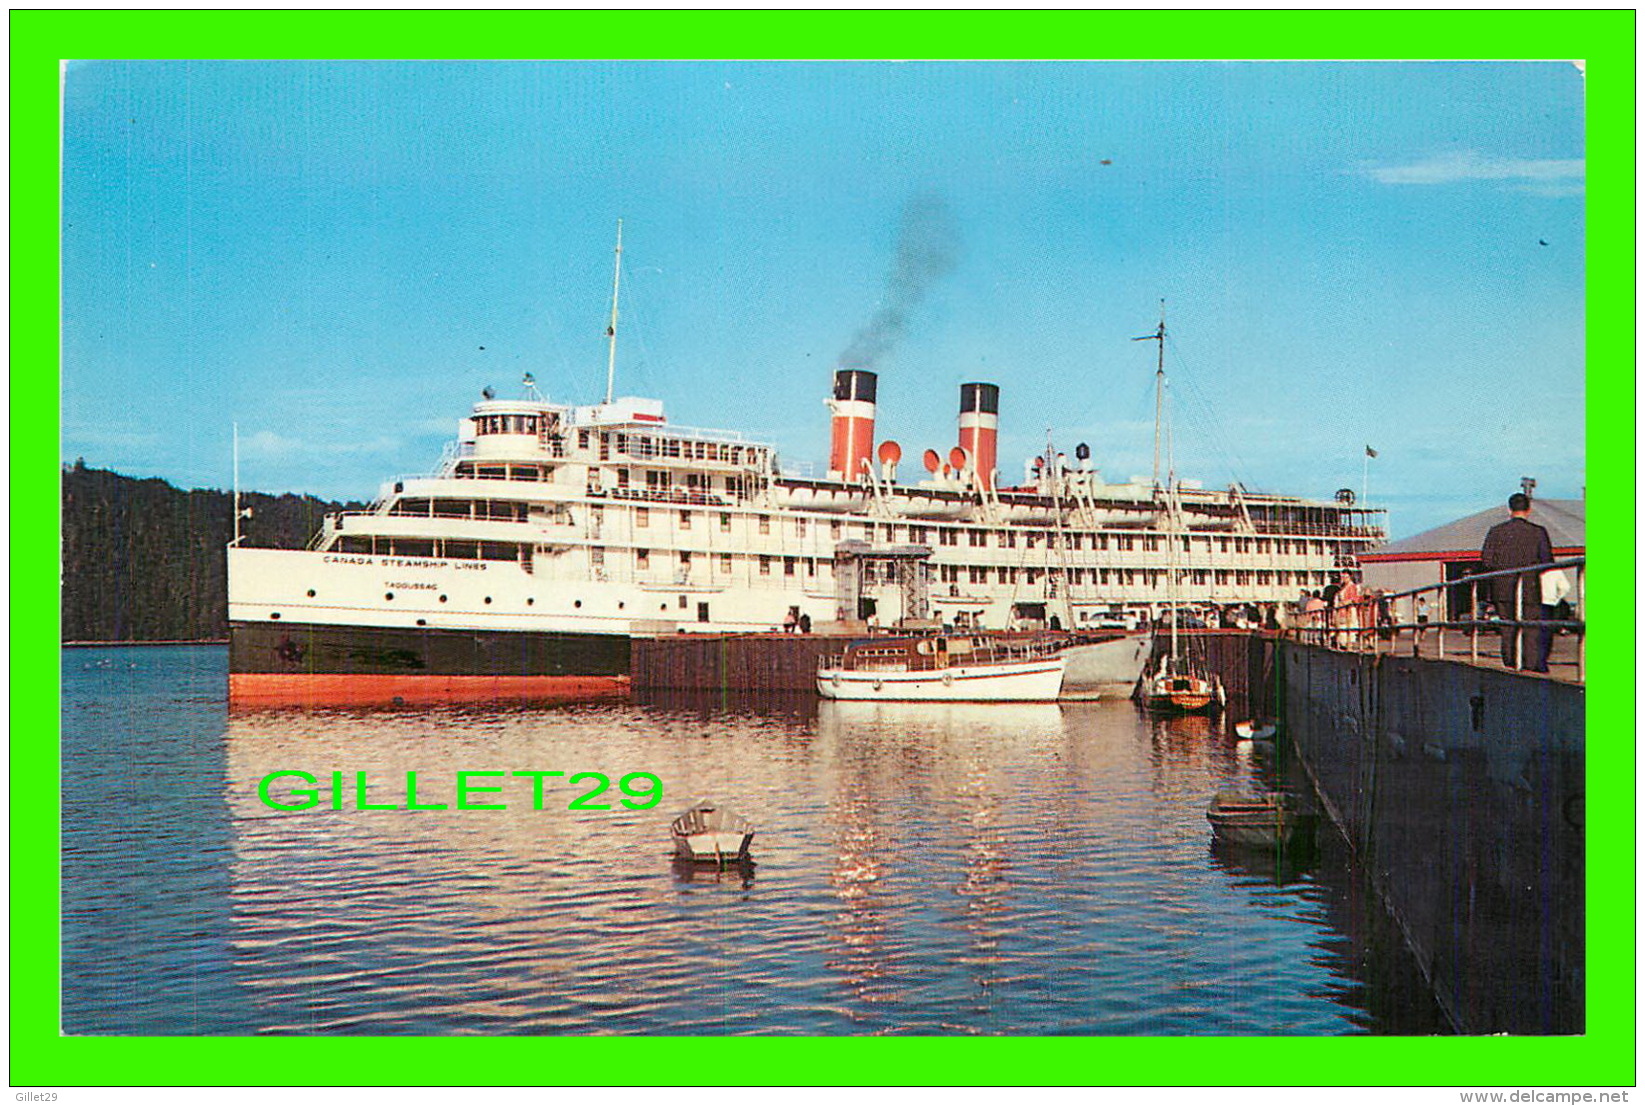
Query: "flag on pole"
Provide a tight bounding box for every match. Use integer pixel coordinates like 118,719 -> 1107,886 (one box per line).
1365,444 -> 1378,458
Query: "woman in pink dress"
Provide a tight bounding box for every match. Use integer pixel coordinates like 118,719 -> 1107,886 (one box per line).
1332,571 -> 1363,649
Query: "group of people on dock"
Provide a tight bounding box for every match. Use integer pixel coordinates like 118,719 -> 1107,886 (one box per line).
1293,493 -> 1569,674
1293,571 -> 1391,650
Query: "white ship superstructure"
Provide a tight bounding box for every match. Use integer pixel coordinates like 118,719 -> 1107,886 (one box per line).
228,372 -> 1382,696
226,235 -> 1385,703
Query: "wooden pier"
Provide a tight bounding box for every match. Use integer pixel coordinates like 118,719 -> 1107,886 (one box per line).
1149,629 -> 1280,719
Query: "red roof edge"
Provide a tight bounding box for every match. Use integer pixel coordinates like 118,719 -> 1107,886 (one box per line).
1360,546 -> 1585,565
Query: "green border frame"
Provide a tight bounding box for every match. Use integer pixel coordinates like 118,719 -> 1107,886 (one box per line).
16,10 -> 1634,1088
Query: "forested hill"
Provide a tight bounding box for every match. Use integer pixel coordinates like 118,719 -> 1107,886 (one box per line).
61,461 -> 364,642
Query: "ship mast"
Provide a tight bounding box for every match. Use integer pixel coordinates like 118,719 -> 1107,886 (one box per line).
604,219 -> 624,405
1134,302 -> 1181,671
1132,300 -> 1167,494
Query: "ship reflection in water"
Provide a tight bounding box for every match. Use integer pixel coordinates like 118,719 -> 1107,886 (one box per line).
61,646 -> 1448,1035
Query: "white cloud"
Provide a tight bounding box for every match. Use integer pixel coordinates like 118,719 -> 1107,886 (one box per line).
240,430 -> 402,458
1361,151 -> 1585,191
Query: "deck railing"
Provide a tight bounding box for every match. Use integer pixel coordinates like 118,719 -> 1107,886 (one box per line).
1295,557 -> 1585,681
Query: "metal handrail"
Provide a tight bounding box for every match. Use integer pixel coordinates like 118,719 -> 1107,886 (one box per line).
1293,557 -> 1584,681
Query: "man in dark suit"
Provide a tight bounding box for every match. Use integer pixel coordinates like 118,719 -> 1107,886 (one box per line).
1480,492 -> 1554,671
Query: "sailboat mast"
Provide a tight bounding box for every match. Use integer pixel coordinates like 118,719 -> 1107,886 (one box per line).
1133,301 -> 1167,492
604,219 -> 624,405
232,422 -> 241,548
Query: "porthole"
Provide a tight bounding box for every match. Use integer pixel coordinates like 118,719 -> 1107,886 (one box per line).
269,612 -> 281,620
660,603 -> 668,611
306,589 -> 316,598
439,594 -> 448,603
416,618 -> 427,627
574,600 -> 582,608
385,592 -> 395,601
527,597 -> 535,606
618,602 -> 625,610
484,596 -> 492,605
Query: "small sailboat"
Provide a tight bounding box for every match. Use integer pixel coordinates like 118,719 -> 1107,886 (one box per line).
816,634 -> 1066,702
1135,306 -> 1218,714
670,801 -> 755,863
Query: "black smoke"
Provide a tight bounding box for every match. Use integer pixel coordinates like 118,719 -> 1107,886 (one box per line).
837,194 -> 961,370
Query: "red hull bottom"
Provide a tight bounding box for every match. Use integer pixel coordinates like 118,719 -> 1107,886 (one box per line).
228,672 -> 631,708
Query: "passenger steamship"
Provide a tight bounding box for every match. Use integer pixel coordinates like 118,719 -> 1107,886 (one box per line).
227,250 -> 1385,704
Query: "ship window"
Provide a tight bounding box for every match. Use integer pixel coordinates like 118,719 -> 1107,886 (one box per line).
416,618 -> 427,627
697,602 -> 710,623
759,516 -> 770,535
637,549 -> 650,569
528,597 -> 535,605
618,602 -> 625,610
485,596 -> 493,604
574,600 -> 581,608
679,594 -> 688,609
831,521 -> 842,538
269,612 -> 281,619
439,594 -> 448,603
446,540 -> 478,559
719,554 -> 732,573
759,555 -> 771,575
578,430 -> 590,449
806,558 -> 816,577
306,589 -> 316,597
617,468 -> 630,488
385,592 -> 394,601
721,513 -> 731,532
797,517 -> 807,537
680,510 -> 691,529
478,465 -> 507,480
784,557 -> 796,576
970,567 -> 986,584
636,508 -> 649,528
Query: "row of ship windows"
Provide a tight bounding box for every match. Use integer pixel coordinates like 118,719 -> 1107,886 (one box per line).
452,462 -> 559,480
381,495 -> 1341,559
332,537 -> 528,561
475,414 -> 550,437
642,512 -> 1335,556
576,429 -> 767,469
934,565 -> 1332,588
622,549 -> 822,578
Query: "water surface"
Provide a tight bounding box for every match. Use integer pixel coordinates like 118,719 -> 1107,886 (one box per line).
61,645 -> 1444,1035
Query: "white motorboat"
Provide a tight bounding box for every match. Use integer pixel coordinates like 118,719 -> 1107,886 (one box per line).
816,634 -> 1066,702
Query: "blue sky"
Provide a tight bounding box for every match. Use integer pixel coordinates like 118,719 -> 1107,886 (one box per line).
61,61 -> 1586,537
